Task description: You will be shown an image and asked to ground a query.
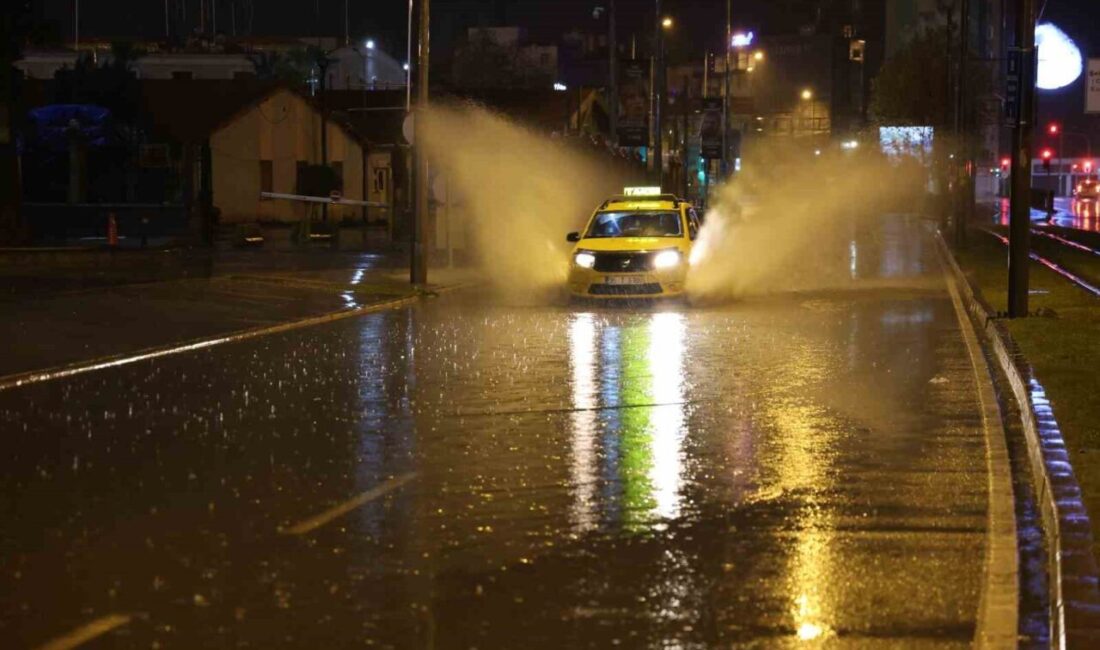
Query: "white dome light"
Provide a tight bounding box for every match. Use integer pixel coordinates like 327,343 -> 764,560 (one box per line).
1035,23 -> 1083,90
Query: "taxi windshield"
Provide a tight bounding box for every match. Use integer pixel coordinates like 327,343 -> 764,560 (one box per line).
585,210 -> 682,238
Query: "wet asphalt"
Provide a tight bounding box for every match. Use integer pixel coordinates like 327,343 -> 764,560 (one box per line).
1,216 -> 993,648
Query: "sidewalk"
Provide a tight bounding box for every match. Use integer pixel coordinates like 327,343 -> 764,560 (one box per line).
0,255 -> 475,379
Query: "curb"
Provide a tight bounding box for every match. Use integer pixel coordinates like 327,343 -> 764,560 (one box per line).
936,233 -> 1100,647
939,248 -> 1020,648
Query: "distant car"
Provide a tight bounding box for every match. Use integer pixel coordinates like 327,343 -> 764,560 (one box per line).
1075,177 -> 1099,202
566,187 -> 699,299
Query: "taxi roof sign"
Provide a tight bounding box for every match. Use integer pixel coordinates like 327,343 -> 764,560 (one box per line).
622,186 -> 663,197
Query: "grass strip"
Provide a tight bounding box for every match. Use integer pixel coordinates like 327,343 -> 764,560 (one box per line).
956,232 -> 1100,566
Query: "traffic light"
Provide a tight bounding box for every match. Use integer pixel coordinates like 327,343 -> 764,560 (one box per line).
1049,123 -> 1061,135
1041,148 -> 1054,172
1000,157 -> 1011,172
1086,161 -> 1094,174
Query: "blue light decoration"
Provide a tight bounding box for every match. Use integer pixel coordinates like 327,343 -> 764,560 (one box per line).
1035,23 -> 1083,91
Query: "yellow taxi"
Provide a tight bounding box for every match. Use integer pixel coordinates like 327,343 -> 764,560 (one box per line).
566,187 -> 700,299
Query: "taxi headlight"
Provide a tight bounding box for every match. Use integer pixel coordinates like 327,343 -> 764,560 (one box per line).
653,250 -> 682,269
574,252 -> 596,268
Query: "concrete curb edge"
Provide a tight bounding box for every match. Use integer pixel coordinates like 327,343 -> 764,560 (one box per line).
936,232 -> 1100,647
937,236 -> 1020,647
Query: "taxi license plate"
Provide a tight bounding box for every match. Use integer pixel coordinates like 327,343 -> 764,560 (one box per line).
604,275 -> 648,285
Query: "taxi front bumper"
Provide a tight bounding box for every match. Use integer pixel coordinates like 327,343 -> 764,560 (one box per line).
568,266 -> 687,298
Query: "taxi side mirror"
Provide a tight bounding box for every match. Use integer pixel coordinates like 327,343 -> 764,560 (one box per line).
566,232 -> 581,242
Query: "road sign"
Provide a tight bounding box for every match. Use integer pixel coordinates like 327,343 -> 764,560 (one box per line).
1005,49 -> 1023,126
1088,59 -> 1100,114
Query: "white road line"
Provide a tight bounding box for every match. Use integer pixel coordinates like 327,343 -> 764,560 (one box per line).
0,296 -> 417,392
279,473 -> 418,536
33,614 -> 131,650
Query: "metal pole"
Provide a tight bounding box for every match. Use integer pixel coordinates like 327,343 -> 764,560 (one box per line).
723,0 -> 730,177
955,0 -> 970,247
654,0 -> 663,188
1008,0 -> 1036,317
165,0 -> 170,39
74,0 -> 79,52
406,0 -> 414,111
609,0 -> 618,145
412,0 -> 430,284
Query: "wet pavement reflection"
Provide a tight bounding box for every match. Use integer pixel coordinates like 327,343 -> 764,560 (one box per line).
1,216 -> 989,648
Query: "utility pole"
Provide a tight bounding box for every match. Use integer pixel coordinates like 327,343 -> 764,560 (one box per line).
1008,0 -> 1036,317
652,0 -> 663,187
609,0 -> 618,145
723,0 -> 730,178
412,0 -> 430,284
954,0 -> 970,248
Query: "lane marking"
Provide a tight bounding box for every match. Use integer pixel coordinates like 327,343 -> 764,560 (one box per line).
279,473 -> 418,536
0,296 -> 418,392
936,235 -> 1019,648
33,614 -> 131,650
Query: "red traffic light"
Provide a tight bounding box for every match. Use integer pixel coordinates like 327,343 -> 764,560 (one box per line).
1041,148 -> 1054,160
1000,157 -> 1011,168
1086,161 -> 1094,173
1048,123 -> 1061,135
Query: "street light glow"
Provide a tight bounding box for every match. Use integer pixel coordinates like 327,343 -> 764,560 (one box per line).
553,82 -> 567,91
754,51 -> 764,62
403,62 -> 410,71
365,39 -> 375,50
801,89 -> 813,100
661,16 -> 673,29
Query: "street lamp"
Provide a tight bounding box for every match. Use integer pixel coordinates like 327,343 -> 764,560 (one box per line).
365,39 -> 375,50
753,50 -> 764,62
801,89 -> 815,135
661,16 -> 673,29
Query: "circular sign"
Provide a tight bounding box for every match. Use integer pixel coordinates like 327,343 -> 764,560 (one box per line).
402,113 -> 415,145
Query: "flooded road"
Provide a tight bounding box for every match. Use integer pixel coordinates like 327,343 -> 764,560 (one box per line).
1,216 -> 992,648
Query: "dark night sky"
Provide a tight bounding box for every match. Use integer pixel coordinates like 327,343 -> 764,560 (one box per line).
36,0 -> 1100,62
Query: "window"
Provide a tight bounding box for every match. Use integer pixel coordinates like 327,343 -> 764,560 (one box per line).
373,168 -> 389,193
259,160 -> 273,195
295,160 -> 307,192
585,211 -> 683,238
687,208 -> 701,239
171,70 -> 193,80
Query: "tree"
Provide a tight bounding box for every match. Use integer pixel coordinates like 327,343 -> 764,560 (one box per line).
870,27 -> 950,127
452,30 -> 517,89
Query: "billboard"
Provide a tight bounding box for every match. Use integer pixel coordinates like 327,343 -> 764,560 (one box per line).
1088,59 -> 1100,114
700,97 -> 723,159
617,59 -> 650,147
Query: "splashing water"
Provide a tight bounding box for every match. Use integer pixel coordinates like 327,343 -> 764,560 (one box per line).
421,104 -> 640,298
687,139 -> 929,300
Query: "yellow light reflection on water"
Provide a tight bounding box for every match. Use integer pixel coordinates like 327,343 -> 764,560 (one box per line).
567,311 -> 689,528
647,312 -> 687,520
568,313 -> 599,531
